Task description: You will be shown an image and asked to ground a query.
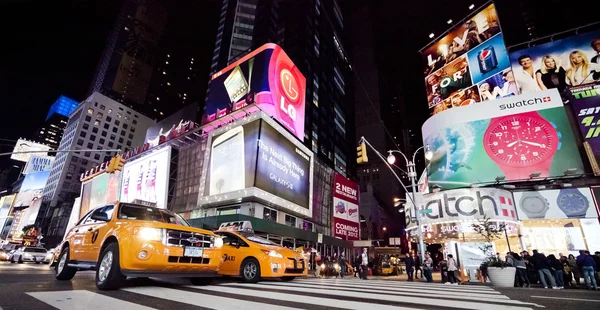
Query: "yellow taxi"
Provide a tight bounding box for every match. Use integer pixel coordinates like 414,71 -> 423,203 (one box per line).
54,202 -> 223,290
215,221 -> 307,283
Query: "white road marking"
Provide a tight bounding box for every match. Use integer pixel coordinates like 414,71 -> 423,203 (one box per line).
123,286 -> 300,310
26,290 -> 155,310
296,278 -> 501,293
531,296 -> 600,303
212,283 -> 539,310
188,285 -> 423,310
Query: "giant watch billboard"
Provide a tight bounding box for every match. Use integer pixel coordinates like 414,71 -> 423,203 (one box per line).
204,43 -> 306,141
332,173 -> 360,241
422,89 -> 584,188
120,146 -> 172,208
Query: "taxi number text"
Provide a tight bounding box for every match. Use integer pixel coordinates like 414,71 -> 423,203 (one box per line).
184,247 -> 203,257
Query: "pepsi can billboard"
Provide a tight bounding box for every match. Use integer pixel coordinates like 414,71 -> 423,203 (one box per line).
478,46 -> 498,73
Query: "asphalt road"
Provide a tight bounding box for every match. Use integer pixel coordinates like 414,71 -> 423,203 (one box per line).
0,262 -> 599,309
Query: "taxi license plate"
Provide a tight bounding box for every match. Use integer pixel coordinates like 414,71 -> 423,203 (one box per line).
184,247 -> 203,257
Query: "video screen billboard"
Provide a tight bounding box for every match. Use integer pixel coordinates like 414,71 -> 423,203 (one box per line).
422,3 -> 515,115
145,102 -> 198,145
14,170 -> 50,208
204,43 -> 306,141
204,119 -> 312,209
120,146 -> 172,208
509,29 -> 600,95
10,139 -> 51,163
332,173 -> 360,240
422,89 -> 584,189
568,83 -> 600,169
514,188 -> 598,220
0,195 -> 15,236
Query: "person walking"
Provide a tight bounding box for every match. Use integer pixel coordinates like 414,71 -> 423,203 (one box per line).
339,253 -> 347,278
446,254 -> 459,285
560,255 -> 573,288
567,254 -> 582,286
414,254 -> 422,279
593,252 -> 600,284
423,253 -> 434,283
548,254 -> 564,289
405,254 -> 415,281
577,250 -> 598,290
360,248 -> 369,280
532,250 -> 558,289
512,253 -> 530,288
353,255 -> 360,278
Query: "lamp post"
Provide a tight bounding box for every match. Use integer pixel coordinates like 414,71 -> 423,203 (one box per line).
387,146 -> 433,264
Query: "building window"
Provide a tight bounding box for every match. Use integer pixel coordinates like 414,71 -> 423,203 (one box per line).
83,123 -> 89,130
84,151 -> 91,157
112,127 -> 118,133
87,143 -> 93,148
110,134 -> 116,140
133,120 -> 137,125
128,133 -> 134,139
99,138 -> 105,144
103,123 -> 109,129
126,141 -> 132,146
100,104 -> 105,110
108,141 -> 114,148
118,137 -> 124,143
117,112 -> 122,118
87,108 -> 93,115
123,124 -> 128,129
106,116 -> 112,122
263,207 -> 277,222
77,139 -> 84,146
115,120 -> 120,126
79,132 -> 86,138
101,131 -> 107,137
131,127 -> 135,133
94,119 -> 100,126
92,127 -> 98,133
90,135 -> 96,141
85,115 -> 91,122
94,154 -> 100,160
285,215 -> 297,228
120,130 -> 126,136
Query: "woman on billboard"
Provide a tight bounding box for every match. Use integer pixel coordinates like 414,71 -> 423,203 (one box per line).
565,50 -> 600,86
535,55 -> 567,93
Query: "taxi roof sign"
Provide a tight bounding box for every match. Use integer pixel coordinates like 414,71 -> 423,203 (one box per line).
218,221 -> 253,233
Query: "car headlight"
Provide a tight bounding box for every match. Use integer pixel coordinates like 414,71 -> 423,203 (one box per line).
134,227 -> 164,241
320,263 -> 325,269
262,250 -> 283,258
213,237 -> 223,248
334,263 -> 340,270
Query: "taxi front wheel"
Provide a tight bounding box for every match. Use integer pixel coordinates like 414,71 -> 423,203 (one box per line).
241,258 -> 261,283
55,247 -> 77,280
96,242 -> 126,290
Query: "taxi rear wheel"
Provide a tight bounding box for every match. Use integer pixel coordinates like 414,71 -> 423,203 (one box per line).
281,276 -> 295,282
55,246 -> 77,280
241,258 -> 261,283
96,242 -> 125,290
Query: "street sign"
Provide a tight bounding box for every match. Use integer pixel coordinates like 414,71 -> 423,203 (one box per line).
420,208 -> 433,214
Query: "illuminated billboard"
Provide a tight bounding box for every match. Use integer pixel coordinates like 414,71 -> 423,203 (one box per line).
23,155 -> 54,174
201,116 -> 313,217
514,188 -> 598,220
120,146 -> 172,208
422,89 -> 584,188
10,139 -> 51,163
204,43 -> 306,141
332,173 -> 360,241
14,170 -> 50,208
422,3 -> 515,115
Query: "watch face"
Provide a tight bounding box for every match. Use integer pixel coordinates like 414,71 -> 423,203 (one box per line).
485,114 -> 557,167
521,196 -> 547,214
558,193 -> 588,213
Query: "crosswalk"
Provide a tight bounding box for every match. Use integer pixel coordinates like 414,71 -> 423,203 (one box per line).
22,277 -> 544,310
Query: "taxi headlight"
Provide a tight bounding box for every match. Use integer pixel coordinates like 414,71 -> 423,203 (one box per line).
334,263 -> 340,270
213,237 -> 223,248
320,263 -> 325,269
134,227 -> 164,241
262,250 -> 283,258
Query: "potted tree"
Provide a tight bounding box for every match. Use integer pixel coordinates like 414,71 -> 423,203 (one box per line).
472,217 -> 515,287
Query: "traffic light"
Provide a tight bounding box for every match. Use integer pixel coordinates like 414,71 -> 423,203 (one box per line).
107,155 -> 124,172
356,142 -> 368,164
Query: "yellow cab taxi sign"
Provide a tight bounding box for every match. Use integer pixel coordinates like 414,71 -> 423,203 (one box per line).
218,221 -> 254,233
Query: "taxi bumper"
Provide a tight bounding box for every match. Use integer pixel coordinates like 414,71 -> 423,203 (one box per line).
260,256 -> 307,278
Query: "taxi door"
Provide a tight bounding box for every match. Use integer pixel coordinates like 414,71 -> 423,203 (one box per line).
78,205 -> 115,262
219,232 -> 248,275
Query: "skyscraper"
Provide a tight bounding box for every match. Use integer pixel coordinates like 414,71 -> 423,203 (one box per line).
208,0 -> 355,178
32,95 -> 79,149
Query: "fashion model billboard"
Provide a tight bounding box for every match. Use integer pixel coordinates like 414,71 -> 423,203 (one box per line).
405,188 -> 518,229
332,173 -> 360,240
422,89 -> 583,188
14,170 -> 50,208
145,102 -> 198,145
204,43 -> 306,141
514,188 -> 598,219
120,146 -> 172,208
509,29 -> 600,96
204,119 -> 311,209
422,3 -> 514,115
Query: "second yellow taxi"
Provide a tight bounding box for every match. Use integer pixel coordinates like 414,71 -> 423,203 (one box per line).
215,221 -> 307,282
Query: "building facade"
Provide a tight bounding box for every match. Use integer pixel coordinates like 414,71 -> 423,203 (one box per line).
38,92 -> 154,242
32,95 -> 79,149
208,0 -> 356,179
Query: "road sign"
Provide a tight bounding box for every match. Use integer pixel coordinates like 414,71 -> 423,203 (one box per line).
420,208 -> 432,214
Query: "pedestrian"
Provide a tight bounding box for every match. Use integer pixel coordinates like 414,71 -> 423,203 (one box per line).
446,254 -> 459,285
593,252 -> 600,284
512,253 -> 530,288
414,254 -> 422,279
339,253 -> 346,278
354,255 -> 360,277
567,254 -> 582,286
405,254 -> 415,281
560,255 -> 573,288
361,248 -> 369,280
548,254 -> 564,289
423,252 -> 434,283
532,250 -> 558,289
577,250 -> 598,290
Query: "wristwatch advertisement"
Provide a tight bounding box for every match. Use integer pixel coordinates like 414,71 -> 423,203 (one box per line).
557,188 -> 589,218
518,192 -> 550,219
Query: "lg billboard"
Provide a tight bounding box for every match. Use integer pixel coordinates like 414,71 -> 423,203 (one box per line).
120,146 -> 172,208
204,44 -> 306,141
422,3 -> 516,115
202,117 -> 312,215
422,89 -> 584,188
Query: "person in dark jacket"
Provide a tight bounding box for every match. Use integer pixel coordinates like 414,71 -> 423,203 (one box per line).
548,254 -> 564,289
577,250 -> 598,290
339,253 -> 347,278
414,254 -> 422,279
532,250 -> 557,289
405,254 -> 415,281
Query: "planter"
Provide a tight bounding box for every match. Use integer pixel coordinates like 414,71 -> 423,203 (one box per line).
487,266 -> 516,287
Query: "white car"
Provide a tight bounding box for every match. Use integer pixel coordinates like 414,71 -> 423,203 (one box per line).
10,247 -> 49,264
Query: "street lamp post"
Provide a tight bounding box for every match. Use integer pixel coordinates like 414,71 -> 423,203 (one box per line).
387,146 -> 433,264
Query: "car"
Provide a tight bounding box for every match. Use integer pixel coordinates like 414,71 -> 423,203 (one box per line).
54,202 -> 223,290
215,221 -> 307,283
10,247 -> 49,264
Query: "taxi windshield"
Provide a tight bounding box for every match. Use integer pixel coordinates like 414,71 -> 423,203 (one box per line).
244,234 -> 279,246
118,204 -> 190,226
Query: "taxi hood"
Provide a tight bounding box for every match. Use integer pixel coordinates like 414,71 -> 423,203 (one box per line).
133,222 -> 215,236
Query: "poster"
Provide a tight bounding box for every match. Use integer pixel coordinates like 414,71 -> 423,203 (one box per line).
332,173 -> 360,240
